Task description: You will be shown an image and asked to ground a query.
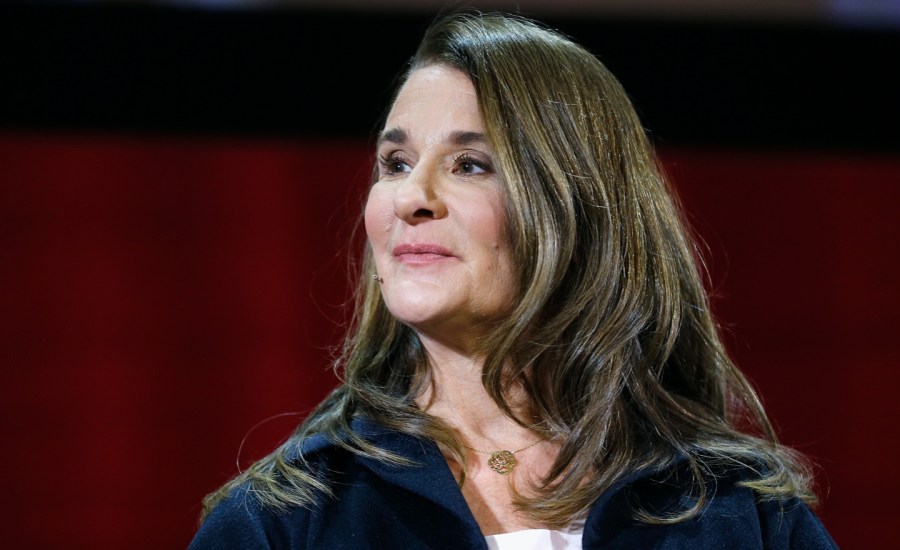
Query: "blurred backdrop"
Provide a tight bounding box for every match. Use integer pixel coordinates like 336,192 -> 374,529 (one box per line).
1,1 -> 898,548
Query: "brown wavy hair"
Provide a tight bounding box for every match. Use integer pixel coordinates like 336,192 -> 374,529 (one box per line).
202,12 -> 815,528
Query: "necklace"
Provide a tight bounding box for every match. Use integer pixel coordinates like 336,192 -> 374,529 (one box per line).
463,439 -> 544,475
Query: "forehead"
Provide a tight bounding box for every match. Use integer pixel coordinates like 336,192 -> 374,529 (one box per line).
384,65 -> 483,138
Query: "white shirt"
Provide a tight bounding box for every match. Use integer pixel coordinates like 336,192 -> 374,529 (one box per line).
485,517 -> 585,550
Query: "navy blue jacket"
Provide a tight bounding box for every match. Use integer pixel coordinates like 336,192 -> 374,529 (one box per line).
190,419 -> 837,549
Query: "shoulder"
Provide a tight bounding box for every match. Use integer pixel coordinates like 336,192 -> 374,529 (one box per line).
584,461 -> 837,550
188,428 -> 358,550
188,417 -> 472,550
188,483 -> 305,550
754,497 -> 837,550
188,433 -> 338,550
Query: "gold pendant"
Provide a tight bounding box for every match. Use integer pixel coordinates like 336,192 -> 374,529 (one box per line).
488,450 -> 517,474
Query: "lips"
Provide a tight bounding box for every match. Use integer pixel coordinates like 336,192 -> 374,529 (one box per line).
392,243 -> 455,264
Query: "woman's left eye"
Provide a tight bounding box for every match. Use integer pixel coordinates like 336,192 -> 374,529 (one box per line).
453,155 -> 490,176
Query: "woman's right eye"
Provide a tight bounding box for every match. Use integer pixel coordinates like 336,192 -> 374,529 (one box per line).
378,154 -> 412,176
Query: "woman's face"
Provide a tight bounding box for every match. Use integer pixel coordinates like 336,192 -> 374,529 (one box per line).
365,65 -> 516,351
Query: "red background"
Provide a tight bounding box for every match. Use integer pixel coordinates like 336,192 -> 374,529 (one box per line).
1,133 -> 897,548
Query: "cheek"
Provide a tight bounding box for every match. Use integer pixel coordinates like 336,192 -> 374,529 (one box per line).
363,186 -> 393,250
466,192 -> 507,251
474,193 -> 516,288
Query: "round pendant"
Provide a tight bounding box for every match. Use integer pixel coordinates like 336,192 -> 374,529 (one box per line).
488,450 -> 517,474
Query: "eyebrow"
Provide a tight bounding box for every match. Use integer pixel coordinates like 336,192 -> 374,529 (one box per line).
448,130 -> 486,146
376,128 -> 486,148
377,127 -> 407,147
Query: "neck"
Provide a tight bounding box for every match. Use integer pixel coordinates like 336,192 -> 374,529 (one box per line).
413,333 -> 538,449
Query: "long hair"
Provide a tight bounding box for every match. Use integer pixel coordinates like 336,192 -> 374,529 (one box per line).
202,12 -> 815,527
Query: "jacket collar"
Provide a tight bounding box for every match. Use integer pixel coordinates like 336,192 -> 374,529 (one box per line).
348,416 -> 489,548
305,416 -> 677,547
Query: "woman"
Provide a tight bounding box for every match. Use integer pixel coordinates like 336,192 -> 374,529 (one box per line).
191,12 -> 836,549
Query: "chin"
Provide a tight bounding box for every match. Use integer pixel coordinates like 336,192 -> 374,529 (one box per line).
384,302 -> 448,329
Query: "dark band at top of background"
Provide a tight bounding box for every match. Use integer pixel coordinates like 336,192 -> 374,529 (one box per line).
1,2 -> 898,152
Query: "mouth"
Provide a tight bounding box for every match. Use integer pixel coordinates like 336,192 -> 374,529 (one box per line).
392,243 -> 456,264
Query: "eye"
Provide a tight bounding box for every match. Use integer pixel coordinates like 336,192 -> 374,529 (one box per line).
378,152 -> 412,176
453,154 -> 490,176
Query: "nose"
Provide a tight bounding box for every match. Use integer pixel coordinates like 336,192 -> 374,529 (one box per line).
392,164 -> 448,224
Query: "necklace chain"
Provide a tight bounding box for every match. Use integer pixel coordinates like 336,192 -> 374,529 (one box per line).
462,438 -> 544,456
